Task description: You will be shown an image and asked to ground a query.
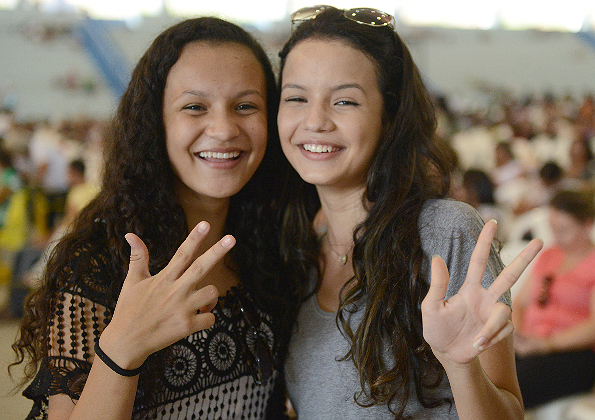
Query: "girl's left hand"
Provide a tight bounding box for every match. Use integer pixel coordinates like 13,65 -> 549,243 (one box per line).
421,220 -> 543,366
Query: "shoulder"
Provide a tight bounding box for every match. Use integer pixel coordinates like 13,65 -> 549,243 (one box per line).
49,221 -> 116,307
418,198 -> 506,300
419,198 -> 484,240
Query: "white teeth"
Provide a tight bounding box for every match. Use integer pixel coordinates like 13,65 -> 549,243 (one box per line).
302,144 -> 338,153
198,151 -> 241,159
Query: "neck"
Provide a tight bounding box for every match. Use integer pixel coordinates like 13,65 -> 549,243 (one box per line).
175,183 -> 238,296
316,185 -> 368,251
563,237 -> 595,258
175,182 -> 230,250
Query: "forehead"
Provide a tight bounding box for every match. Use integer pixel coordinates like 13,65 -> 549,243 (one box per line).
282,38 -> 378,86
548,207 -> 581,226
166,41 -> 266,91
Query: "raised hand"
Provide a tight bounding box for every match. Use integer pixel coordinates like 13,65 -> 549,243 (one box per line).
421,220 -> 543,366
98,221 -> 235,370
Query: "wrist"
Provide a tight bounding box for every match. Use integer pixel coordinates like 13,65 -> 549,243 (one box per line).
94,341 -> 144,376
432,348 -> 479,372
439,354 -> 482,379
98,327 -> 147,371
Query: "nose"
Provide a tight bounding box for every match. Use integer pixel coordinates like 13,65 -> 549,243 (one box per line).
304,101 -> 334,132
204,110 -> 240,141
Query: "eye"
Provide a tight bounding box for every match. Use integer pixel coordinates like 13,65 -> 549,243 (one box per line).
236,103 -> 259,113
182,104 -> 206,112
335,99 -> 359,106
283,96 -> 307,103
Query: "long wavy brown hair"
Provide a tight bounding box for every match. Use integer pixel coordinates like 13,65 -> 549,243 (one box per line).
11,16 -> 295,401
278,7 -> 452,418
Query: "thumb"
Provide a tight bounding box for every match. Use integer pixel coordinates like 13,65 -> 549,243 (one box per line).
426,255 -> 450,304
125,233 -> 151,283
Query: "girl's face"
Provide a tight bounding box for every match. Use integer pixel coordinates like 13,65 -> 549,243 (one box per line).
548,207 -> 592,250
163,41 -> 268,203
278,39 -> 384,191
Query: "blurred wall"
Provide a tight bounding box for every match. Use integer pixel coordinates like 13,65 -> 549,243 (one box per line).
0,8 -> 594,122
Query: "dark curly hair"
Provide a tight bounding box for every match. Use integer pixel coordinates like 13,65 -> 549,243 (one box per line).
278,7 -> 452,418
12,16 -> 294,403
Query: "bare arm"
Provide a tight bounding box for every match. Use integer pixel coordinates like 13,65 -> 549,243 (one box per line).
47,222 -> 233,420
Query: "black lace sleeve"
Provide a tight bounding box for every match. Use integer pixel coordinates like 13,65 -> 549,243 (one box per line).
23,242 -> 117,419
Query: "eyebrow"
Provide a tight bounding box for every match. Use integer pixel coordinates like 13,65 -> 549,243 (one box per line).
180,89 -> 264,99
281,83 -> 365,93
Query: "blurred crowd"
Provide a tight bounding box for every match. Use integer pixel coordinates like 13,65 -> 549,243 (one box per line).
0,111 -> 103,318
440,91 -> 595,246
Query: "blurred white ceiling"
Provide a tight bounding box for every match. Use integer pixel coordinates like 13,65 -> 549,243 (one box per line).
1,0 -> 594,32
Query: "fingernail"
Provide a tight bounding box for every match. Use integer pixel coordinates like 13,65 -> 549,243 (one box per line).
473,337 -> 487,350
196,221 -> 208,233
489,219 -> 498,225
221,235 -> 235,248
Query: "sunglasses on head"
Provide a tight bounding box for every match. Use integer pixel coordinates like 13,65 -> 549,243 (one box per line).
291,5 -> 395,31
234,292 -> 274,386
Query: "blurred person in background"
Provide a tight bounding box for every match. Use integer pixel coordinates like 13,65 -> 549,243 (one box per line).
491,141 -> 525,188
0,146 -> 27,290
456,169 -> 508,242
512,160 -> 566,216
27,121 -> 70,237
0,158 -> 99,320
565,137 -> 595,185
513,189 -> 595,409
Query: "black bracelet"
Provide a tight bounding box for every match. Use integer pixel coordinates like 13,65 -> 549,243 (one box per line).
94,341 -> 144,377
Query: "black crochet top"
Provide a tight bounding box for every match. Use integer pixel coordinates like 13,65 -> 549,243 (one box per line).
23,239 -> 286,419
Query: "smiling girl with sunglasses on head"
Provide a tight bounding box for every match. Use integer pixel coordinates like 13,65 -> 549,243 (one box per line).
277,5 -> 543,419
11,17 -> 296,420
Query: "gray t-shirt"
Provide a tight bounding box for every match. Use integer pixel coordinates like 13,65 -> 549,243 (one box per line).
284,199 -> 507,419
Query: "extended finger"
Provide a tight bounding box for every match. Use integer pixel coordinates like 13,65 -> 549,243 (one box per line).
191,285 -> 219,313
476,321 -> 515,353
487,238 -> 544,299
465,220 -> 498,286
424,255 -> 450,305
472,302 -> 512,350
164,221 -> 211,280
125,233 -> 151,283
188,312 -> 217,334
179,235 -> 236,291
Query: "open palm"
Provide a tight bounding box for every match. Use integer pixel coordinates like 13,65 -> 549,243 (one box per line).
421,220 -> 543,365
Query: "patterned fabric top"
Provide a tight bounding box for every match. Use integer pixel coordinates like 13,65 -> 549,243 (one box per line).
23,239 -> 285,419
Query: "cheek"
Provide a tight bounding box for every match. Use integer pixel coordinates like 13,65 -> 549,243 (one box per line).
277,109 -> 295,144
251,120 -> 269,154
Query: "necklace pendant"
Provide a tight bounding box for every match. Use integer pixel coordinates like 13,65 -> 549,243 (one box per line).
338,254 -> 348,265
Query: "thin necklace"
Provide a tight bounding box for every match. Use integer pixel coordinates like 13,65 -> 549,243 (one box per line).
323,232 -> 353,265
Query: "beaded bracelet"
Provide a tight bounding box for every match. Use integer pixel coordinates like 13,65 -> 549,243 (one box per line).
94,341 -> 144,377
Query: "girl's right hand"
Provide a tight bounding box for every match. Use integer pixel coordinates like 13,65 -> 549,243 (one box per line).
97,221 -> 235,370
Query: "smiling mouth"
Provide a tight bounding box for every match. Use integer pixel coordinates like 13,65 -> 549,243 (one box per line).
198,151 -> 241,160
302,144 -> 341,153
